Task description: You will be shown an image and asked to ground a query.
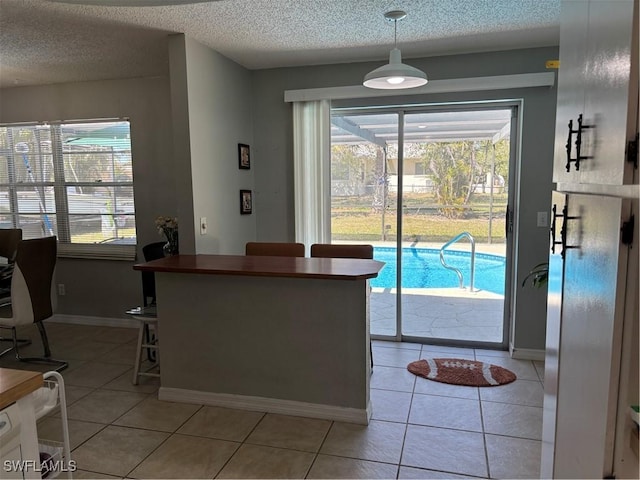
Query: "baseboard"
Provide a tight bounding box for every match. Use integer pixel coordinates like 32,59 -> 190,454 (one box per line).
159,387 -> 371,425
49,314 -> 138,329
509,344 -> 545,361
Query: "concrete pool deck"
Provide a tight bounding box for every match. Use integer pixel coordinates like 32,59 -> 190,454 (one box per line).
370,287 -> 505,343
331,241 -> 507,344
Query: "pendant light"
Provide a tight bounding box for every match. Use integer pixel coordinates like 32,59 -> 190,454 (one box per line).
363,10 -> 428,90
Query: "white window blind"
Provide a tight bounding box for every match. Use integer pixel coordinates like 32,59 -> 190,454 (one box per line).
0,119 -> 136,259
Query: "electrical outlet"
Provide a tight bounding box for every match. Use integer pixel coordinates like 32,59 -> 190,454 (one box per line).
200,217 -> 207,235
57,284 -> 65,296
537,211 -> 549,227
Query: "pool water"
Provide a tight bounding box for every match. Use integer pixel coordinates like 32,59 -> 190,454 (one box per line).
371,246 -> 506,295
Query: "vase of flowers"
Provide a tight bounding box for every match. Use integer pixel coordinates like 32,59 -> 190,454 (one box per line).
155,216 -> 179,256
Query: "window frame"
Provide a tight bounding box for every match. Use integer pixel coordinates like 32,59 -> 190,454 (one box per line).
0,118 -> 136,260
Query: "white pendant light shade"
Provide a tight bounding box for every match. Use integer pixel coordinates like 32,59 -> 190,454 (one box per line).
363,48 -> 427,89
363,10 -> 427,90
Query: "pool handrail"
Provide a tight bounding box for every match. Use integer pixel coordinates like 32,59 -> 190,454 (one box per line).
439,232 -> 476,292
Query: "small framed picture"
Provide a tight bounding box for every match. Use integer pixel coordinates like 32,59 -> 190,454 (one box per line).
240,189 -> 252,214
238,143 -> 250,169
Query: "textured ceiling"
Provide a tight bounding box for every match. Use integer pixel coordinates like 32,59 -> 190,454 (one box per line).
0,0 -> 561,88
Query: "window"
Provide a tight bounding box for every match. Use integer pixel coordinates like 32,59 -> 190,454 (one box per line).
0,119 -> 136,259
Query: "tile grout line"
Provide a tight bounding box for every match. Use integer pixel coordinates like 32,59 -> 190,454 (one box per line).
212,410 -> 268,478
479,391 -> 493,479
15,326 -> 542,478
120,401 -> 210,477
302,418 -> 334,479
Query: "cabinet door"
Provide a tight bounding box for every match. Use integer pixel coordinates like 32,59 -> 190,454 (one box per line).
554,193 -> 630,478
613,199 -> 639,478
540,191 -> 567,479
553,1 -> 588,184
580,0 -> 637,185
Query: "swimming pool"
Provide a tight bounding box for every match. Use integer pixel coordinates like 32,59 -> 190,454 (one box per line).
371,246 -> 506,295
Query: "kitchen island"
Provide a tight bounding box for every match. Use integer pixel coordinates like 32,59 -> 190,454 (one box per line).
134,254 -> 384,424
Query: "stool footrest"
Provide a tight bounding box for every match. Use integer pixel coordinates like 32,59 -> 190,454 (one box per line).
130,306 -> 161,386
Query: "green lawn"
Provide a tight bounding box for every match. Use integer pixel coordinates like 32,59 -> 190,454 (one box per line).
331,193 -> 507,243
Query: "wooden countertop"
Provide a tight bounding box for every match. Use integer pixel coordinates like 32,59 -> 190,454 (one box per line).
0,368 -> 43,410
134,254 -> 385,281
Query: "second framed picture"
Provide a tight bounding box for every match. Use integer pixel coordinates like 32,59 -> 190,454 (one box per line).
240,189 -> 252,214
238,143 -> 250,169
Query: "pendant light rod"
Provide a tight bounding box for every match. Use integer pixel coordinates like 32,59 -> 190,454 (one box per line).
385,9 -> 407,49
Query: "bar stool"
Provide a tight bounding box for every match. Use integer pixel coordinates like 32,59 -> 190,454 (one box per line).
126,241 -> 165,384
127,305 -> 160,385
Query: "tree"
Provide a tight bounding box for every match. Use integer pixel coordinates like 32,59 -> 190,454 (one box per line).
413,139 -> 510,218
422,141 -> 478,218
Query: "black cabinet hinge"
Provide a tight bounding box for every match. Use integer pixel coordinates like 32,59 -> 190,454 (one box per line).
627,133 -> 638,169
621,215 -> 634,245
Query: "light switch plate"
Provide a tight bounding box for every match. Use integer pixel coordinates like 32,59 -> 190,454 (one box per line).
537,211 -> 548,227
200,217 -> 207,235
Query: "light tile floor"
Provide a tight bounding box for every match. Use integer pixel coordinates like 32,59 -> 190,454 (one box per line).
1,322 -> 545,479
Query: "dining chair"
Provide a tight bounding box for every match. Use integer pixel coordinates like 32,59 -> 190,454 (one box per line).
0,228 -> 22,298
310,243 -> 375,369
245,242 -> 305,257
141,241 -> 166,307
0,228 -> 22,260
0,236 -> 67,371
0,228 -> 24,347
310,243 -> 373,259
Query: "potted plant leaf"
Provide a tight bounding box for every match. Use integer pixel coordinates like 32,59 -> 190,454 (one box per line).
522,262 -> 549,289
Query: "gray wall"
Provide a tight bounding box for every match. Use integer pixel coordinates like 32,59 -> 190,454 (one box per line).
174,35 -> 256,255
252,47 -> 558,351
0,35 -> 255,316
0,76 -> 176,317
0,44 -> 557,350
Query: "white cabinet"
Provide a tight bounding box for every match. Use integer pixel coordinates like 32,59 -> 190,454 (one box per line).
553,0 -> 638,185
540,192 -> 567,479
544,1 -> 639,477
541,192 -> 635,478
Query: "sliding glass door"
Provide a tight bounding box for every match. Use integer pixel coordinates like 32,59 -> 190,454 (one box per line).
398,109 -> 512,345
330,112 -> 399,337
330,103 -> 517,347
